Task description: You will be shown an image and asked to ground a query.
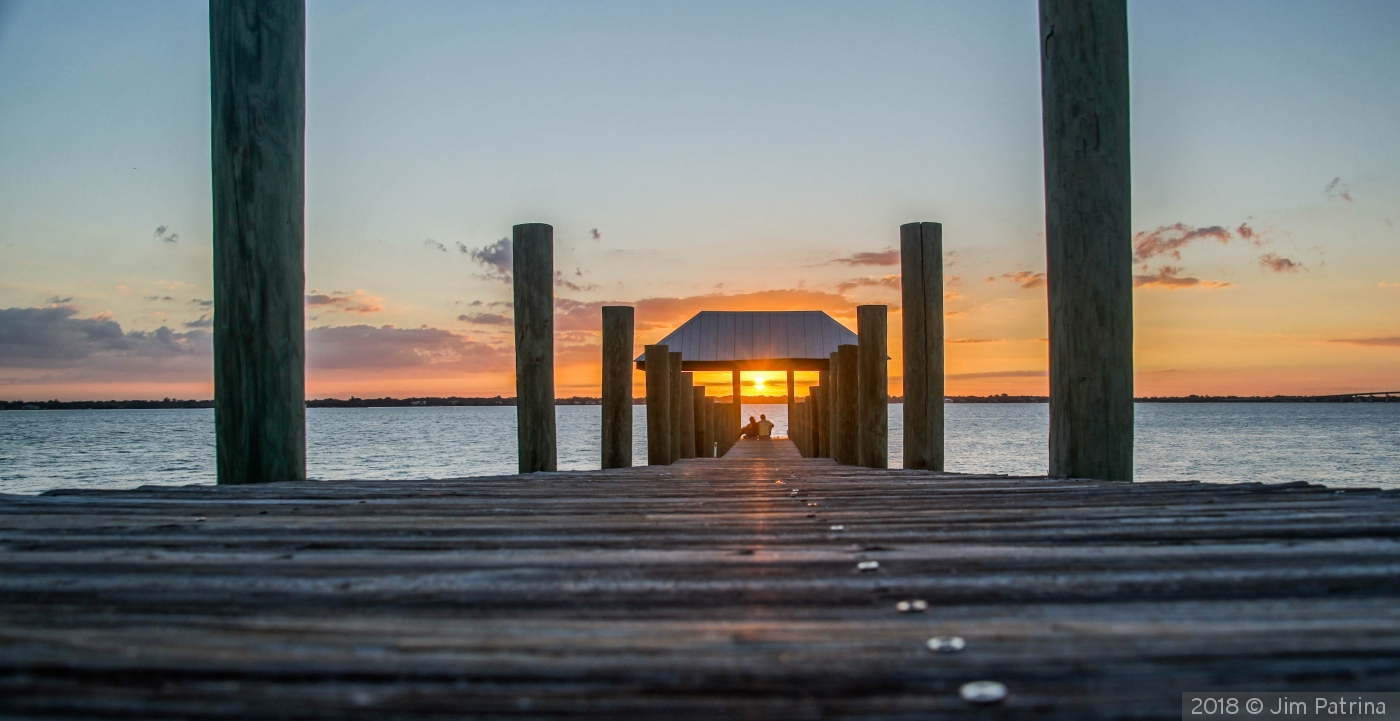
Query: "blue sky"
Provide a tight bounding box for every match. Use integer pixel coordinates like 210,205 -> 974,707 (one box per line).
1,1 -> 1397,398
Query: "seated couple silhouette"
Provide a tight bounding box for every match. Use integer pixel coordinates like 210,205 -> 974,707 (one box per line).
740,414 -> 774,440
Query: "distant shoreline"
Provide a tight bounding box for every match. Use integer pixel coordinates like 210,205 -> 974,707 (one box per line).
3,393 -> 1395,410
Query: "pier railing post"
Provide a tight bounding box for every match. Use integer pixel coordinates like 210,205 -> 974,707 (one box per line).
1040,0 -> 1133,480
816,371 -> 830,457
644,344 -> 671,465
513,223 -> 557,473
857,305 -> 889,469
601,306 -> 633,469
836,344 -> 859,466
679,372 -> 696,459
211,0 -> 306,485
731,369 -> 742,433
786,370 -> 795,436
900,221 -> 945,472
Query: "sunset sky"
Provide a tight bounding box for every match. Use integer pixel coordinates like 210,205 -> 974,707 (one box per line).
1,0 -> 1397,401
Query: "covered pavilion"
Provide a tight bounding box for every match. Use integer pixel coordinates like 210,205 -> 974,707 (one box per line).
634,310 -> 857,424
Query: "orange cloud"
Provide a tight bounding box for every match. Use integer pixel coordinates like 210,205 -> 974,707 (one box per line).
836,275 -> 901,293
1133,266 -> 1232,290
305,289 -> 382,315
554,289 -> 860,336
306,325 -> 510,371
947,338 -> 1003,344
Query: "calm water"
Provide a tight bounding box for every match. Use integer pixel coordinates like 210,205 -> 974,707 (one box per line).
1,403 -> 1397,494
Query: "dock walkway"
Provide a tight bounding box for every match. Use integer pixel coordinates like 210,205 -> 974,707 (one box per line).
3,439 -> 1399,719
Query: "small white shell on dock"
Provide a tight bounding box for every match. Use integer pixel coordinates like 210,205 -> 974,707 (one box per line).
856,561 -> 879,571
829,525 -> 844,531
926,635 -> 965,652
895,600 -> 928,613
959,680 -> 1006,703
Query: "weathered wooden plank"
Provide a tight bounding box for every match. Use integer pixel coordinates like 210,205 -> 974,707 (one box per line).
1041,0 -> 1133,481
210,0 -> 306,485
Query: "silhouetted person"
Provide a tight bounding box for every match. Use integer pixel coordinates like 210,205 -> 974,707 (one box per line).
757,414 -> 774,439
740,416 -> 759,439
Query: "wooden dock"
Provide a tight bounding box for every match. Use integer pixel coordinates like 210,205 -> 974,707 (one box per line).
3,438 -> 1400,719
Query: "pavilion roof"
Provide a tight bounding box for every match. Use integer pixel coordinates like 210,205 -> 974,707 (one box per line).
634,311 -> 857,371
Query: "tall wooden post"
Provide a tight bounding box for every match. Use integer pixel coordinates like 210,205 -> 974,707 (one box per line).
601,306 -> 633,469
815,373 -> 829,457
1041,0 -> 1133,480
644,344 -> 671,465
836,344 -> 859,466
668,352 -> 684,463
679,372 -> 697,459
857,305 -> 888,469
786,370 -> 795,436
828,352 -> 840,460
900,221 -> 945,472
731,369 -> 743,430
211,0 -> 305,485
512,223 -> 556,473
696,388 -> 711,459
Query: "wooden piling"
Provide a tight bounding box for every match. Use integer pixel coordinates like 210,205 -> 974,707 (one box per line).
668,353 -> 684,463
828,351 -> 841,460
900,222 -> 945,472
786,370 -> 795,434
679,372 -> 697,459
644,344 -> 671,465
835,344 -> 859,466
857,305 -> 888,469
698,392 -> 713,458
731,370 -> 742,430
816,371 -> 830,457
512,223 -> 557,473
601,306 -> 633,469
1040,0 -> 1133,481
210,0 -> 307,485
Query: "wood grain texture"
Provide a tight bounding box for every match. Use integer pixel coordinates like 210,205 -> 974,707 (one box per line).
827,353 -> 840,461
697,391 -> 713,458
1040,0 -> 1133,481
512,223 -> 556,473
731,370 -> 742,428
857,306 -> 888,469
210,0 -> 306,485
900,222 -> 944,472
835,344 -> 859,466
601,307 -> 634,469
814,380 -> 828,458
644,344 -> 671,465
2,448 -> 1398,719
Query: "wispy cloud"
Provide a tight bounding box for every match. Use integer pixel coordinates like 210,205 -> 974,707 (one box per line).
45,295 -> 73,305
1327,336 -> 1400,347
948,370 -> 1047,379
457,312 -> 511,326
423,239 -> 447,252
987,271 -> 1045,289
1324,177 -> 1353,203
1133,266 -> 1232,290
947,338 -> 1003,344
184,315 -> 213,329
829,248 -> 899,266
459,238 -> 511,282
837,275 -> 901,293
590,228 -> 601,241
307,324 -> 511,371
555,270 -> 598,292
554,289 -> 862,334
152,225 -> 179,243
1258,252 -> 1303,273
190,298 -> 214,308
0,305 -> 209,367
305,289 -> 383,315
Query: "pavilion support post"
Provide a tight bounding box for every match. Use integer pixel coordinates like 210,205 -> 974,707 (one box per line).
512,223 -> 557,473
857,305 -> 889,469
1041,0 -> 1133,480
828,352 -> 841,460
669,352 -> 684,463
836,344 -> 859,466
816,370 -> 830,457
211,0 -> 306,485
601,306 -> 633,469
679,372 -> 697,459
644,344 -> 671,465
731,369 -> 743,431
698,391 -> 712,458
900,221 -> 945,472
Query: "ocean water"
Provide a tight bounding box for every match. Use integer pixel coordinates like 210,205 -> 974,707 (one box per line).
1,403 -> 1397,494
